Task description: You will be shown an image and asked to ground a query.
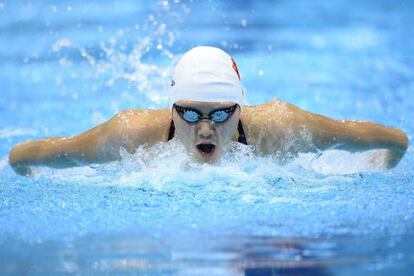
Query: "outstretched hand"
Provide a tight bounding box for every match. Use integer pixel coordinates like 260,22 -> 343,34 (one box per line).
367,149 -> 405,170
383,149 -> 405,169
11,164 -> 33,177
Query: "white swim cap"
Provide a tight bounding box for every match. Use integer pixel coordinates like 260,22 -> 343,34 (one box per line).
168,46 -> 245,105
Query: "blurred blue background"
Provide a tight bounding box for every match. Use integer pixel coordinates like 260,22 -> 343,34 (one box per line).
1,0 -> 413,274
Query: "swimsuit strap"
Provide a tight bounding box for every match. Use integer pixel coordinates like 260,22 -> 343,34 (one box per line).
237,120 -> 248,145
168,120 -> 175,141
167,120 -> 248,145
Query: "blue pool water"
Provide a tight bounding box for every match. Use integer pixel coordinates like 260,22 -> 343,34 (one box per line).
1,0 -> 413,274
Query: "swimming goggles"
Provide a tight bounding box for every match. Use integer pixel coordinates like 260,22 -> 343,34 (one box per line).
173,104 -> 239,124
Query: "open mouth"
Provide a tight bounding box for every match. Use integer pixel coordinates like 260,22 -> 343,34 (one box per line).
196,143 -> 216,157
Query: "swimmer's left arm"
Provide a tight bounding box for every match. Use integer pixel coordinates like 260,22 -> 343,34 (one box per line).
245,100 -> 409,168
288,103 -> 408,168
300,112 -> 408,168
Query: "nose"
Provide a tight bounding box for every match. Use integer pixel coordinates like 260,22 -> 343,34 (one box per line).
196,120 -> 215,140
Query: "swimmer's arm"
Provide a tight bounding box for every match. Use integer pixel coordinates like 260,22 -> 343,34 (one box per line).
9,117 -> 123,176
9,109 -> 171,176
286,103 -> 409,168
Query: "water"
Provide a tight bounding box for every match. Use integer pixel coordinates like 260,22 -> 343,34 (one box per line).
1,0 -> 413,274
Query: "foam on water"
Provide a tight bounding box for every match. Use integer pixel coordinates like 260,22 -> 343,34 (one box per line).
2,140 -> 412,246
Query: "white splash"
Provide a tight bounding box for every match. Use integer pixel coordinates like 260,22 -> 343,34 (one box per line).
51,5 -> 178,107
0,128 -> 37,138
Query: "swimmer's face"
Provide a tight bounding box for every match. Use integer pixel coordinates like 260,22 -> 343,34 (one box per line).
172,100 -> 240,163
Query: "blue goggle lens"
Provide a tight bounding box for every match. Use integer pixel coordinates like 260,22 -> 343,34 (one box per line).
210,110 -> 229,123
182,110 -> 201,122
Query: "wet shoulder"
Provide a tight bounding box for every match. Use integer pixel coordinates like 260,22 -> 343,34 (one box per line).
240,100 -> 298,152
113,108 -> 172,143
241,99 -> 293,130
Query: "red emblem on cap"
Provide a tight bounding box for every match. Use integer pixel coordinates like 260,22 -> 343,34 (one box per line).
231,58 -> 240,80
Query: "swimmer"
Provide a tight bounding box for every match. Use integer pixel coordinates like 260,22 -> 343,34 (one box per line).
9,46 -> 409,176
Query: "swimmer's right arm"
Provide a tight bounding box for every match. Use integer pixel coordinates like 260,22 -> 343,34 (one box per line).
9,109 -> 171,176
9,122 -> 119,176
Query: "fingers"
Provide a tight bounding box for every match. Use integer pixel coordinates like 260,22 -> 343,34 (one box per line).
12,164 -> 33,177
366,149 -> 404,170
384,150 -> 404,169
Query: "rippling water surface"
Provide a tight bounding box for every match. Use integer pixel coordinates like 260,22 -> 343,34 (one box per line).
1,0 -> 413,274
